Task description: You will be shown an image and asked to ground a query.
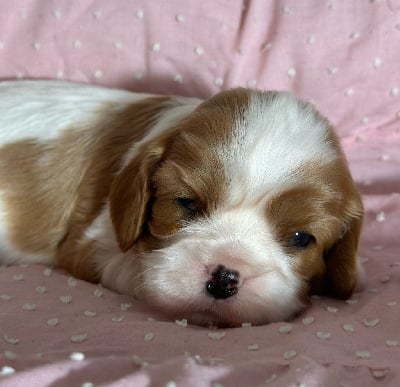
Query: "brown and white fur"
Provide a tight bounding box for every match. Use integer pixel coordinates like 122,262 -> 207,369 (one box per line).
0,80 -> 364,326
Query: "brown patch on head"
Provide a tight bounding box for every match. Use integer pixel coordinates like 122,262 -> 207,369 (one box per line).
0,96 -> 171,280
124,88 -> 252,242
266,152 -> 363,300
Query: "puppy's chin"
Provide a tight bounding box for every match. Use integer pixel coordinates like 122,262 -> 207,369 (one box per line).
135,259 -> 308,327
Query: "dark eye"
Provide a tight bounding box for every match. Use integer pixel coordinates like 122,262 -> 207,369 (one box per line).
292,232 -> 315,249
176,197 -> 198,216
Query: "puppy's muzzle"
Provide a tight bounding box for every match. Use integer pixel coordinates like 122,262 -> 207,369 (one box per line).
206,265 -> 239,299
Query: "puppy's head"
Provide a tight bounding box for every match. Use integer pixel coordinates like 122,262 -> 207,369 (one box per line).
110,88 -> 364,327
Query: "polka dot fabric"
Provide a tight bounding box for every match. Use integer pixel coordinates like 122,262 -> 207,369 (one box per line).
1,1 -> 399,386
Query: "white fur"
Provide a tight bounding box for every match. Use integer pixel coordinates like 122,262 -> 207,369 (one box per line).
0,81 -> 151,143
222,91 -> 337,201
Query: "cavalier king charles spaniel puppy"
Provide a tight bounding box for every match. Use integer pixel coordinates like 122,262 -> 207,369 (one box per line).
0,80 -> 364,326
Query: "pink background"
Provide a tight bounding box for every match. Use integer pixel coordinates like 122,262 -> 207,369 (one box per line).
1,1 -> 399,386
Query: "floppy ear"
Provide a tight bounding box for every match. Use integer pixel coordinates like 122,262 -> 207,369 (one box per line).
109,143 -> 166,252
323,195 -> 364,299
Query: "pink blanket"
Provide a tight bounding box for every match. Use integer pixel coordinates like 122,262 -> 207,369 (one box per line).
1,1 -> 399,386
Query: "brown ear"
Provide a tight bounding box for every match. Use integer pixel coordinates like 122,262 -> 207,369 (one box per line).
109,145 -> 165,252
324,196 -> 364,299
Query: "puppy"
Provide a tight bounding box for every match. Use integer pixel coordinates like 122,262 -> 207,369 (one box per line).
0,80 -> 364,326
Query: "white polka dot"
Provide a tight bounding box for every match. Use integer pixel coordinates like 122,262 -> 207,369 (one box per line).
316,331 -> 331,340
43,268 -> 52,276
151,42 -> 161,52
355,350 -> 371,359
247,344 -> 259,351
247,80 -> 256,88
73,40 -> 82,49
373,57 -> 382,68
33,42 -> 41,50
367,288 -> 379,293
307,35 -> 316,44
134,71 -> 143,80
361,116 -> 369,124
3,334 -> 19,345
81,383 -> 94,387
70,352 -> 85,361
0,366 -> 15,376
94,288 -> 103,297
386,340 -> 398,347
70,334 -> 88,343
327,67 -> 338,75
56,70 -> 64,79
287,68 -> 296,78
345,88 -> 354,96
13,274 -> 24,281
241,322 -> 252,327
136,10 -> 144,19
175,319 -> 188,327
174,74 -> 183,84
68,277 -> 78,287
94,70 -> 103,79
208,331 -> 226,340
363,318 -> 380,327
176,14 -> 185,22
114,41 -> 123,49
22,303 -> 36,311
165,382 -> 177,387
4,350 -> 17,360
343,324 -> 355,332
53,9 -> 62,19
278,324 -> 293,334
120,303 -> 132,311
326,306 -> 339,313
283,350 -> 297,360
390,87 -> 399,96
302,316 -> 315,325
83,310 -> 96,317
376,212 -> 385,222
372,245 -> 384,251
346,299 -> 358,304
195,46 -> 204,55
282,6 -> 293,14
60,295 -> 72,304
93,10 -> 102,19
111,316 -> 124,322
386,301 -> 397,307
0,41 -> 4,49
1,294 -> 12,301
47,318 -> 59,326
144,332 -> 154,342
371,369 -> 388,379
214,77 -> 224,87
350,32 -> 361,39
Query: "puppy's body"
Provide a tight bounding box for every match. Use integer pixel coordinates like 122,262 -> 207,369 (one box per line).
0,80 -> 363,326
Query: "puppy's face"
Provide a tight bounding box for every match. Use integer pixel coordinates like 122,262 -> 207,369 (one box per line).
110,88 -> 363,327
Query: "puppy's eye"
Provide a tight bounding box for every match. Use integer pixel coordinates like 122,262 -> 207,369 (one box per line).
292,232 -> 315,249
176,197 -> 198,216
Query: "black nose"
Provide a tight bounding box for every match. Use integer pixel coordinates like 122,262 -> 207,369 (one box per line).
206,265 -> 239,299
